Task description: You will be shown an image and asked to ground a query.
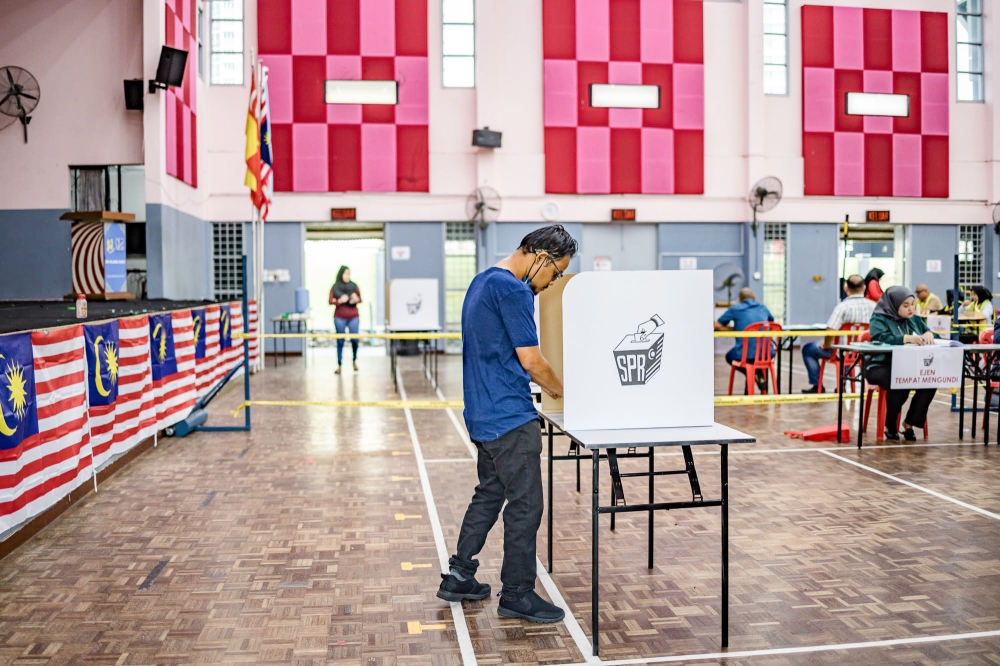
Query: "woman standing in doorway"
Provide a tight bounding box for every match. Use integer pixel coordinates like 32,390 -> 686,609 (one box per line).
329,265 -> 361,374
864,268 -> 884,303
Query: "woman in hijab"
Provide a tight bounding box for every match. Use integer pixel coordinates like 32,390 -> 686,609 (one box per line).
866,286 -> 937,441
863,268 -> 885,303
959,285 -> 994,322
329,265 -> 362,374
943,288 -> 965,315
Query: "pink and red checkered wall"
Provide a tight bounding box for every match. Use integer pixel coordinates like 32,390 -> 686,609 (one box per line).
165,0 -> 198,188
258,0 -> 429,193
542,0 -> 705,195
802,6 -> 949,198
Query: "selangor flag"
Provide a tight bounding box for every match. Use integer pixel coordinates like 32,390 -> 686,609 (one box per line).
84,322 -> 119,463
244,65 -> 262,207
259,65 -> 273,221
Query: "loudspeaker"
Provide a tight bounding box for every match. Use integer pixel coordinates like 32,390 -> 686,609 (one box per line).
149,46 -> 188,93
472,127 -> 502,149
124,80 -> 144,110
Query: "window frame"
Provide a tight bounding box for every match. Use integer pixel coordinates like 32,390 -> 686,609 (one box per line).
197,2 -> 205,80
442,0 -> 475,89
210,0 -> 245,86
956,0 -> 984,102
762,0 -> 788,96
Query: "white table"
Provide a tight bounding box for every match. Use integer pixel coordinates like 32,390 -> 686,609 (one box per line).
538,411 -> 755,656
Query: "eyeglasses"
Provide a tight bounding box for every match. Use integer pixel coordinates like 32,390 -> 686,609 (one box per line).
545,255 -> 564,281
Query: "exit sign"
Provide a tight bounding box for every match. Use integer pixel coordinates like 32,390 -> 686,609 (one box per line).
866,210 -> 890,222
331,208 -> 357,220
612,208 -> 636,221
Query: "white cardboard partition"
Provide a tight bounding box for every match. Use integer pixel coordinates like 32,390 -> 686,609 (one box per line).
387,279 -> 440,331
562,271 -> 715,430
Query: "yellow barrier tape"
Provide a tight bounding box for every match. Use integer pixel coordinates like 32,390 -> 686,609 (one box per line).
233,393 -> 859,414
235,332 -> 461,340
232,399 -> 464,415
713,329 -> 866,339
715,392 -> 860,405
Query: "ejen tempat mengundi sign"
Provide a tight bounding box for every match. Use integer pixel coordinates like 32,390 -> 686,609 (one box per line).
562,271 -> 714,431
890,345 -> 962,389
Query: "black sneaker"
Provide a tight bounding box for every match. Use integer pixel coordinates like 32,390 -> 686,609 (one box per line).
884,429 -> 900,441
437,573 -> 491,602
800,385 -> 818,394
902,427 -> 917,442
497,590 -> 565,623
755,372 -> 769,393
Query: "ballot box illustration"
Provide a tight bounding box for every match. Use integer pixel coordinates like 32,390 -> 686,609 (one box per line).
387,279 -> 439,330
614,315 -> 665,386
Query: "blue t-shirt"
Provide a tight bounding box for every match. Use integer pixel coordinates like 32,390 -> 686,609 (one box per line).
462,267 -> 540,442
717,299 -> 774,357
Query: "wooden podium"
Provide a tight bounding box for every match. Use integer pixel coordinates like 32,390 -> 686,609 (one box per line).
60,211 -> 137,300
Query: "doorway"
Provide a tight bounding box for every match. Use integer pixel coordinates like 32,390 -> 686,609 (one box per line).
581,224 -> 658,272
839,224 -> 905,291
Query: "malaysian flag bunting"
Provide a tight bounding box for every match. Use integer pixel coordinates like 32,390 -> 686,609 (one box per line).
149,312 -> 197,430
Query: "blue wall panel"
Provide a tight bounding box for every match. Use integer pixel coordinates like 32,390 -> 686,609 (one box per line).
384,222 -> 446,329
657,222 -> 750,300
487,222 -> 584,274
908,225 -> 958,303
0,209 -> 72,299
244,222 -> 306,353
146,204 -> 211,300
787,223 -> 839,325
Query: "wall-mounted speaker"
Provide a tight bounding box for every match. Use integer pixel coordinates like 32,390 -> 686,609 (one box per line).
149,46 -> 188,93
472,127 -> 502,149
124,79 -> 144,110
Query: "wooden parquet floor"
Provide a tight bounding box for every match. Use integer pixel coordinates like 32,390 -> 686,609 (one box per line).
0,351 -> 998,665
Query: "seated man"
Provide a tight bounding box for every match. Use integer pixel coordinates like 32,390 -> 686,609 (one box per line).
800,274 -> 875,393
715,288 -> 774,392
914,284 -> 943,314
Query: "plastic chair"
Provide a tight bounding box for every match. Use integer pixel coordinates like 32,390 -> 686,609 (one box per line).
728,321 -> 781,396
980,329 -> 998,430
862,328 -> 929,441
816,323 -> 868,393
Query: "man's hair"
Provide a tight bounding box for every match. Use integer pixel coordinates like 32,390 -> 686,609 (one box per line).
846,275 -> 865,293
519,225 -> 579,260
738,287 -> 755,302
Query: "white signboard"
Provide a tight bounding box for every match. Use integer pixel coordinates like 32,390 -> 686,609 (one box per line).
679,257 -> 697,270
593,256 -> 612,271
388,278 -> 439,331
890,345 -> 963,389
391,246 -> 411,261
562,271 -> 714,430
263,268 -> 290,283
926,315 -> 951,338
926,259 -> 942,273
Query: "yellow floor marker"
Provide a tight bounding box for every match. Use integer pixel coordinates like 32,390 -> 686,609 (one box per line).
392,476 -> 414,481
392,451 -> 412,456
401,562 -> 433,571
394,513 -> 422,521
407,621 -> 447,634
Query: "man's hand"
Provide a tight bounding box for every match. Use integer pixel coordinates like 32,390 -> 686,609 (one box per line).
714,321 -> 733,332
515,346 -> 563,399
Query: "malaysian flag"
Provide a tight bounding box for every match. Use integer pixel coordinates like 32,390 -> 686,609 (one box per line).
259,65 -> 273,221
0,327 -> 92,534
149,312 -> 196,430
84,321 -> 119,467
109,316 -> 157,464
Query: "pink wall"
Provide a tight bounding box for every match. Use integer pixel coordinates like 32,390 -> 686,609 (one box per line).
0,0 -> 145,209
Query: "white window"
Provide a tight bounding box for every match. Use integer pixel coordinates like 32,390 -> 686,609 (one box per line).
957,0 -> 983,102
763,0 -> 787,96
442,0 -> 475,88
762,223 -> 788,325
197,2 -> 205,79
959,225 -> 984,290
211,0 -> 244,85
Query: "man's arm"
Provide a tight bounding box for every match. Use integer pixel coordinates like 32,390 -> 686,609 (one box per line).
713,321 -> 733,331
515,346 -> 563,399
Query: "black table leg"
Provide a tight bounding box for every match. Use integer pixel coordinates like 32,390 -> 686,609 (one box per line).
787,337 -> 796,394
973,361 -> 980,438
721,443 -> 729,649
776,337 -> 782,394
592,448 -> 600,657
986,351 -> 994,446
837,348 -> 844,443
960,355 -> 967,439
576,455 -> 581,493
647,446 -> 654,570
547,425 -> 554,573
856,358 -> 866,450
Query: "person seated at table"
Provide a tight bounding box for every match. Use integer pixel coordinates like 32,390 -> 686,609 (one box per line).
865,287 -> 937,441
714,287 -> 774,392
942,288 -> 964,315
864,268 -> 884,303
958,285 -> 994,321
914,284 -> 943,314
799,274 -> 874,393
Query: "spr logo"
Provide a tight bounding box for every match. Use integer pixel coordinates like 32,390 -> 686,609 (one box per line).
613,315 -> 665,386
923,353 -> 934,367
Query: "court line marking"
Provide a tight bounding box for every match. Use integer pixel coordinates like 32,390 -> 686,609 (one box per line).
424,458 -> 476,464
821,450 -> 1000,521
558,628 -> 1000,666
426,369 -> 596,663
427,368 -> 478,461
397,368 -> 478,666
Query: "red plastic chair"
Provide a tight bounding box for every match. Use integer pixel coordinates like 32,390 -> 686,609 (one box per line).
861,329 -> 929,442
816,323 -> 869,393
980,329 -> 998,430
728,321 -> 781,395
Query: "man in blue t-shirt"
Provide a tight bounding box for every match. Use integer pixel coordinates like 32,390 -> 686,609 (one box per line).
714,287 -> 774,392
437,225 -> 576,624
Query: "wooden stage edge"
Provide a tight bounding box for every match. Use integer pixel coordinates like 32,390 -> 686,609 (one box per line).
0,433 -> 157,562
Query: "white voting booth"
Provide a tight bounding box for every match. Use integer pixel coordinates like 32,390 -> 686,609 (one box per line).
541,270 -> 715,431
386,279 -> 440,331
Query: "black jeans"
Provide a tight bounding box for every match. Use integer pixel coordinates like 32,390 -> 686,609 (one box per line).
449,419 -> 543,598
865,365 -> 936,430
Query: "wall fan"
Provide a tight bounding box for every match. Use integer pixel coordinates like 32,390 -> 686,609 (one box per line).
747,177 -> 782,236
0,66 -> 40,143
